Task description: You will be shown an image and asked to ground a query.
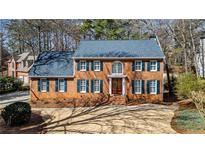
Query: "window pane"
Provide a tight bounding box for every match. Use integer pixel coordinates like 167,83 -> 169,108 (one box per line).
41,79 -> 47,91
59,79 -> 64,91
80,80 -> 86,92
134,80 -> 141,93
135,61 -> 142,70
94,61 -> 100,71
94,80 -> 100,92
150,80 -> 156,93
112,62 -> 122,74
150,61 -> 157,71
80,61 -> 86,70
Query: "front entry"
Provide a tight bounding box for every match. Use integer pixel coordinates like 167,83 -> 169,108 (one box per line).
112,78 -> 122,95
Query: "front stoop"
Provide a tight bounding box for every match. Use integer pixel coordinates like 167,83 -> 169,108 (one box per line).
109,95 -> 127,105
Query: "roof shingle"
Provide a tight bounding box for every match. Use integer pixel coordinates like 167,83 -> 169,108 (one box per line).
74,40 -> 164,58
29,51 -> 74,77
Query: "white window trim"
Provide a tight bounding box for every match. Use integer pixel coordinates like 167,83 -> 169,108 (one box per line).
80,80 -> 86,93
150,60 -> 157,72
112,61 -> 123,75
41,78 -> 47,92
135,80 -> 142,94
93,60 -> 101,71
150,80 -> 157,94
135,60 -> 142,71
80,60 -> 87,71
93,79 -> 100,93
58,78 -> 65,93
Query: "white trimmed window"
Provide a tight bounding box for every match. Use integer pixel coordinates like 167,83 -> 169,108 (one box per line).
80,80 -> 86,93
150,80 -> 157,94
93,80 -> 100,93
112,62 -> 122,74
134,80 -> 141,94
135,61 -> 142,71
59,79 -> 65,92
150,61 -> 157,71
80,61 -> 86,71
41,79 -> 47,92
94,61 -> 100,71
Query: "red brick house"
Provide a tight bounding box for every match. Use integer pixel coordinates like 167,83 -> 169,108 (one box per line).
29,38 -> 165,106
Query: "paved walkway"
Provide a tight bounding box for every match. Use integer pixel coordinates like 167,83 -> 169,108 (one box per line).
0,91 -> 29,105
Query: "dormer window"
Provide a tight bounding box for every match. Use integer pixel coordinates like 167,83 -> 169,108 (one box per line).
112,61 -> 123,74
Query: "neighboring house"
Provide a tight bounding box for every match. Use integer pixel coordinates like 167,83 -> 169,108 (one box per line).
8,52 -> 36,85
29,38 -> 165,105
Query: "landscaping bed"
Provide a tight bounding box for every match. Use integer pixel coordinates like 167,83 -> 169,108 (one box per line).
171,101 -> 205,134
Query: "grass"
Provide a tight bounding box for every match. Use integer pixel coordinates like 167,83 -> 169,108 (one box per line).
175,107 -> 205,131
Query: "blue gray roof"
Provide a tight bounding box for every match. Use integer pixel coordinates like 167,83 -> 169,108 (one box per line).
29,51 -> 74,77
74,40 -> 164,58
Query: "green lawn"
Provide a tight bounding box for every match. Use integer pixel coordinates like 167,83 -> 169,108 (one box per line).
175,108 -> 205,131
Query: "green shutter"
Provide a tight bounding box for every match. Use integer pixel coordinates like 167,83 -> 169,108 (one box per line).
91,80 -> 94,93
77,62 -> 80,71
38,79 -> 41,92
86,80 -> 89,93
86,62 -> 89,71
142,62 -> 145,71
147,80 -> 150,94
157,80 -> 160,94
64,79 -> 67,92
157,61 -> 160,71
132,61 -> 135,71
142,80 -> 145,94
100,80 -> 103,93
132,80 -> 135,94
46,79 -> 49,92
100,61 -> 103,71
77,80 -> 80,93
91,61 -> 94,71
147,62 -> 150,71
55,79 -> 59,92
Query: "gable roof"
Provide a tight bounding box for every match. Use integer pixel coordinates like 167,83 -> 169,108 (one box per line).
29,51 -> 74,77
74,40 -> 164,59
16,52 -> 30,62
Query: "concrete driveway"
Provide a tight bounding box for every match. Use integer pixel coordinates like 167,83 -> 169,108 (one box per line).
0,91 -> 29,105
35,103 -> 179,134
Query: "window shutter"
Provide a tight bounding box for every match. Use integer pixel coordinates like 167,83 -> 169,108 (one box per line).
38,79 -> 41,92
91,80 -> 94,93
147,62 -> 150,71
147,80 -> 150,94
77,80 -> 80,93
157,61 -> 160,71
100,80 -> 103,93
86,62 -> 89,71
142,80 -> 145,94
77,62 -> 80,71
64,79 -> 67,92
86,80 -> 89,93
55,79 -> 59,92
46,79 -> 49,92
100,61 -> 103,71
91,61 -> 94,71
142,62 -> 145,71
157,80 -> 160,94
132,61 -> 135,71
132,80 -> 135,94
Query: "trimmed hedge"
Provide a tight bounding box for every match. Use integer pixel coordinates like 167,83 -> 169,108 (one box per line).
1,102 -> 31,126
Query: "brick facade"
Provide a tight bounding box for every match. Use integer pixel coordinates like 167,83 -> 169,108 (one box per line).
30,59 -> 164,105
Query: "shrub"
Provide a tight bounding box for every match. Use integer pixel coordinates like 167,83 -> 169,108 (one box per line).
176,73 -> 205,99
1,102 -> 31,126
0,76 -> 23,94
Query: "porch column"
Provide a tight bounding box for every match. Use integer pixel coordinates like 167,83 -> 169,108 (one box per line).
122,77 -> 126,96
109,78 -> 112,95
